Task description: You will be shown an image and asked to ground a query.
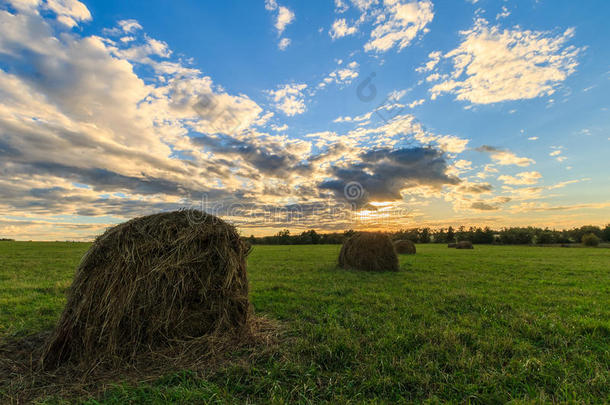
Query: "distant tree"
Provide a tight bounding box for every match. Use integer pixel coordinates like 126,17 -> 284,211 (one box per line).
536,230 -> 557,244
582,233 -> 600,247
499,227 -> 534,245
419,228 -> 431,243
245,224 -> 609,246
456,226 -> 468,242
569,225 -> 602,243
446,226 -> 455,243
276,229 -> 291,244
472,227 -> 494,244
309,230 -> 321,244
434,228 -> 447,243
299,230 -> 321,244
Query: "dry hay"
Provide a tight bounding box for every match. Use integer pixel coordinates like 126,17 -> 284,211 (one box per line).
41,210 -> 253,369
1,316 -> 281,404
394,239 -> 416,255
455,240 -> 474,249
339,232 -> 399,272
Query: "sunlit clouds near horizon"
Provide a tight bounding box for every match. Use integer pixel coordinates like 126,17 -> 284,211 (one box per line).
0,0 -> 608,240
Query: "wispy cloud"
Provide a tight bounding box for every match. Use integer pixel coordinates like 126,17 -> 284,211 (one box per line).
477,146 -> 535,167
498,171 -> 542,186
264,0 -> 295,49
318,61 -> 360,88
267,83 -> 308,116
364,0 -> 434,53
425,19 -> 582,104
330,18 -> 358,39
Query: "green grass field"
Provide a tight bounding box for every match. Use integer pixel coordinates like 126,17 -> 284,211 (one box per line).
1,242 -> 609,403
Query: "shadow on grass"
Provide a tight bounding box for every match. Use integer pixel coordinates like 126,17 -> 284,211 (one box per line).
0,316 -> 282,404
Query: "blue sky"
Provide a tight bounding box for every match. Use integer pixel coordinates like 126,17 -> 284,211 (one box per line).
0,0 -> 608,240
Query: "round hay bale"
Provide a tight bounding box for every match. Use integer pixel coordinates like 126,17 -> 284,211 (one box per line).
339,232 -> 399,272
447,243 -> 457,248
394,239 -> 416,254
456,240 -> 474,249
41,210 -> 250,368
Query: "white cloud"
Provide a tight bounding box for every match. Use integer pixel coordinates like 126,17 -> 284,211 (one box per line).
267,83 -> 308,116
453,159 -> 472,171
476,164 -> 498,179
114,36 -> 172,63
275,6 -> 295,35
509,202 -> 610,214
45,0 -> 91,27
335,0 -> 350,13
427,19 -> 582,104
330,18 -> 358,39
408,98 -> 425,108
0,0 -> 476,239
478,146 -> 535,167
265,0 -> 278,11
118,19 -> 142,33
498,171 -> 542,186
264,1 -> 295,43
278,37 -> 291,50
549,146 -> 567,162
352,0 -> 378,12
333,110 -> 372,123
0,3 -> 278,219
337,110 -> 470,155
435,135 -> 469,154
495,6 -> 510,20
416,50 -> 441,72
319,62 -> 360,88
364,0 -> 434,53
387,89 -> 408,101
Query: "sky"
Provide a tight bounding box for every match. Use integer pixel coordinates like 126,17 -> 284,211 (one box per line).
0,0 -> 609,240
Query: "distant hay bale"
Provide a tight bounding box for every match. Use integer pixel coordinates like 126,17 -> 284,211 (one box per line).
41,210 -> 250,368
448,243 -> 457,248
339,232 -> 399,272
456,240 -> 474,249
394,239 -> 416,254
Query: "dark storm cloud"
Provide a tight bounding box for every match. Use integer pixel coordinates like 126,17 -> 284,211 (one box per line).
319,146 -> 459,206
27,162 -> 190,195
470,202 -> 499,211
0,138 -> 22,157
476,145 -> 500,153
470,197 -> 511,211
192,134 -> 310,176
23,162 -> 223,200
456,183 -> 493,194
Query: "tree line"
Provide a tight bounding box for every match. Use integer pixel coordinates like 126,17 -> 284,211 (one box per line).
245,225 -> 610,246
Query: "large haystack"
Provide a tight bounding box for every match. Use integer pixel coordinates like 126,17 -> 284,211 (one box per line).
41,210 -> 250,368
394,239 -> 416,254
456,240 -> 474,249
339,232 -> 399,272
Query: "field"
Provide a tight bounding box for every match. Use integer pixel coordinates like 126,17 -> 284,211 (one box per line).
1,242 -> 609,403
